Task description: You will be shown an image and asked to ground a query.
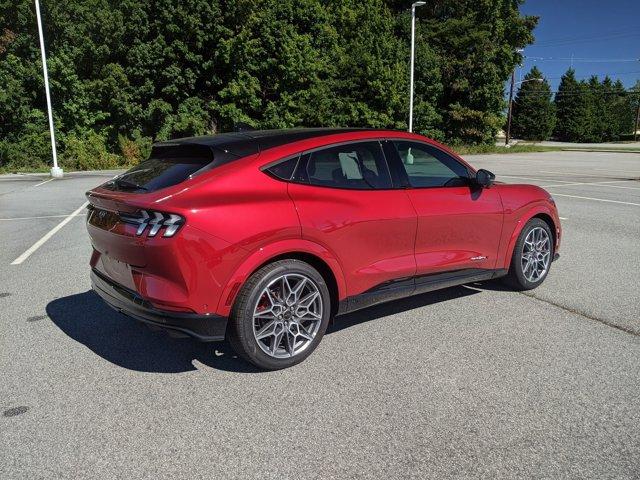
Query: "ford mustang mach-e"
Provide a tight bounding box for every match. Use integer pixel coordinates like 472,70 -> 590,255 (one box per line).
86,129 -> 561,369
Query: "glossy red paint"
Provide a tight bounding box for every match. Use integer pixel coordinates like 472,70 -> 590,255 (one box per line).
86,130 -> 561,322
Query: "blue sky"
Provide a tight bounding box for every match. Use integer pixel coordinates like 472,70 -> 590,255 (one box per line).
519,0 -> 640,91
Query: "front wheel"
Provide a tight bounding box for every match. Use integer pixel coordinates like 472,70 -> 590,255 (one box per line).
503,218 -> 554,290
227,259 -> 331,370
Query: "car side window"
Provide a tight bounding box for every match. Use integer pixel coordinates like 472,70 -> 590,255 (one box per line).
305,142 -> 392,189
393,141 -> 470,188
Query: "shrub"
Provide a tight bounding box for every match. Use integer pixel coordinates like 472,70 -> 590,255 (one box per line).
60,130 -> 122,171
0,130 -> 51,171
118,131 -> 152,166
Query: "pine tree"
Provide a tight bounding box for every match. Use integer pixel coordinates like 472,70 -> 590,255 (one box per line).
554,69 -> 591,142
511,66 -> 555,141
601,78 -> 633,141
584,76 -> 605,142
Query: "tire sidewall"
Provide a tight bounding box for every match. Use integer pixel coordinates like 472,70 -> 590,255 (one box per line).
233,261 -> 331,370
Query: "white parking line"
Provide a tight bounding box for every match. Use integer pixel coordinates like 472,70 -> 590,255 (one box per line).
549,193 -> 640,207
10,202 -> 89,265
540,170 -> 640,179
33,178 -> 54,187
541,180 -> 640,190
0,213 -> 86,221
559,217 -> 568,220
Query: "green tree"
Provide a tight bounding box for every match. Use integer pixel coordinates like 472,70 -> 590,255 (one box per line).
406,0 -> 537,144
554,69 -> 591,142
0,0 -> 537,170
511,66 -> 555,140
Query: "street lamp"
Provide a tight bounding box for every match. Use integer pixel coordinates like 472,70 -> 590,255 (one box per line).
34,0 -> 62,178
505,77 -> 544,146
408,1 -> 426,133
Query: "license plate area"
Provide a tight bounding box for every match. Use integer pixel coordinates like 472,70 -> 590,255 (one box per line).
98,254 -> 136,291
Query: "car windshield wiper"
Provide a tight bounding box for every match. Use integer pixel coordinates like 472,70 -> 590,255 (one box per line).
113,178 -> 148,191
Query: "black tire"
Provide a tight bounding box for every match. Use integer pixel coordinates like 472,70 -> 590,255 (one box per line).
503,218 -> 554,291
227,259 -> 331,370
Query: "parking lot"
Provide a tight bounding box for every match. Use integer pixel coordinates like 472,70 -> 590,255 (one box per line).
1,151 -> 639,479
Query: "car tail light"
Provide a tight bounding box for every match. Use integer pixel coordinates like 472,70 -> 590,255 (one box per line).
120,209 -> 185,238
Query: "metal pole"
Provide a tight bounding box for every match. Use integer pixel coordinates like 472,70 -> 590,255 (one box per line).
505,70 -> 515,146
409,5 -> 416,133
634,96 -> 640,142
34,0 -> 62,178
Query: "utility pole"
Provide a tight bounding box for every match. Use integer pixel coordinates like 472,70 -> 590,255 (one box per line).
505,70 -> 515,146
34,0 -> 62,178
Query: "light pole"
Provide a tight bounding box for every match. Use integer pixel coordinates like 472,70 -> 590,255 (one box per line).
634,95 -> 639,142
408,1 -> 426,133
34,0 -> 62,178
505,77 -> 544,146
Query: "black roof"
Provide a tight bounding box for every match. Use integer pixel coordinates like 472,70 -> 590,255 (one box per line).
153,128 -> 373,166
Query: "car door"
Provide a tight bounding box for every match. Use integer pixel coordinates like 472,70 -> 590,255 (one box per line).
286,140 -> 417,299
387,140 -> 504,277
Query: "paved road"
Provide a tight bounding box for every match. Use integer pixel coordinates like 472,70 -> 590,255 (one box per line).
1,151 -> 639,479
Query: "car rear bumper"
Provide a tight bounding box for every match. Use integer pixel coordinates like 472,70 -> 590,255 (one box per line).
91,269 -> 227,342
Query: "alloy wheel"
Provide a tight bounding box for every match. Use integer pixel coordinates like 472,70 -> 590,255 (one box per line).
521,226 -> 551,283
252,274 -> 323,359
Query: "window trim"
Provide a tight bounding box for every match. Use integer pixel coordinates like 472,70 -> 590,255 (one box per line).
385,139 -> 474,190
293,140 -> 397,191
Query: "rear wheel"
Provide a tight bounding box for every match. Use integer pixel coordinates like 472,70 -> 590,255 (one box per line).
504,218 -> 554,290
228,259 -> 331,370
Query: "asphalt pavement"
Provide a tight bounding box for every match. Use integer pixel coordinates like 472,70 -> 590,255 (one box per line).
1,151 -> 639,479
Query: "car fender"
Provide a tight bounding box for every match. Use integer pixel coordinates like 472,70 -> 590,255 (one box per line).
215,238 -> 347,316
501,202 -> 559,268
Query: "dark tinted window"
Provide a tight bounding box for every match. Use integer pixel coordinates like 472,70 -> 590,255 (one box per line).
305,142 -> 392,189
103,144 -> 213,193
265,156 -> 299,181
393,141 -> 469,188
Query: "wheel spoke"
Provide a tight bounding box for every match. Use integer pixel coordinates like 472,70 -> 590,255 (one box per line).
285,331 -> 296,356
255,320 -> 277,340
271,330 -> 284,355
299,290 -> 319,308
297,325 -> 314,341
298,311 -> 321,322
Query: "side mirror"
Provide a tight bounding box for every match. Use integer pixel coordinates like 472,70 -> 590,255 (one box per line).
475,169 -> 495,188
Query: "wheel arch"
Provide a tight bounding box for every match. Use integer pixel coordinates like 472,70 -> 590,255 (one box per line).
215,239 -> 346,317
531,212 -> 557,247
501,205 -> 558,268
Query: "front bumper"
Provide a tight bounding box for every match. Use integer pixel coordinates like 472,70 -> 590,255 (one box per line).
91,269 -> 227,342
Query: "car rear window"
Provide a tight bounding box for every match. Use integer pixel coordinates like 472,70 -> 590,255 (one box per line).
104,144 -> 213,193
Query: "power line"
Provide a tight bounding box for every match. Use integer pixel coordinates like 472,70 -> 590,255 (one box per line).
513,91 -> 640,97
543,70 -> 640,80
525,56 -> 640,63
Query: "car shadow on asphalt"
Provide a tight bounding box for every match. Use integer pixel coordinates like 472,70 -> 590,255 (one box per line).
46,285 -> 482,374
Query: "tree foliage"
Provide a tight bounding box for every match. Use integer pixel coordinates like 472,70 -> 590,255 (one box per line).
0,0 -> 537,170
511,66 -> 555,141
553,69 -> 636,142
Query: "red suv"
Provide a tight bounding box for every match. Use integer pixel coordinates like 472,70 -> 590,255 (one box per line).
87,129 -> 561,369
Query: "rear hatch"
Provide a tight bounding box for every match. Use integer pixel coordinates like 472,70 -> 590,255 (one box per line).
86,143 -> 214,286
